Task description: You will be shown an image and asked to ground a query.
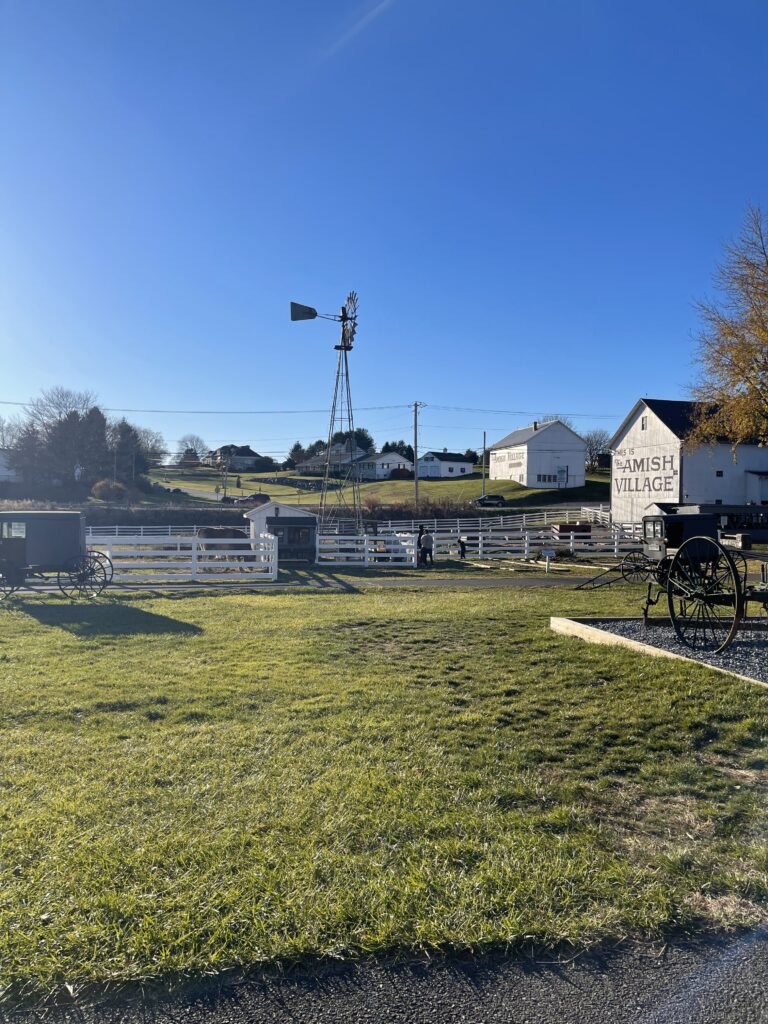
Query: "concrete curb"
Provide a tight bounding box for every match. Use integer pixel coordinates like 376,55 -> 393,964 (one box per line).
550,616 -> 768,687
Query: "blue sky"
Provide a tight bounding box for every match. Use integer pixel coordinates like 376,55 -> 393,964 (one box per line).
2,0 -> 767,460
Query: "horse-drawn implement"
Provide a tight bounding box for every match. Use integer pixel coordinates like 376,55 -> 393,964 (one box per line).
616,513 -> 768,654
0,511 -> 113,599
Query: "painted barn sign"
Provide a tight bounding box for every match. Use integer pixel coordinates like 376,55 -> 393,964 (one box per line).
609,398 -> 768,524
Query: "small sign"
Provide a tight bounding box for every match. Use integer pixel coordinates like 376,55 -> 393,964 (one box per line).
541,548 -> 556,558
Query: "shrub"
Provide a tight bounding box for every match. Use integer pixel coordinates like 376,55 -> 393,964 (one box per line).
91,479 -> 127,501
389,468 -> 414,480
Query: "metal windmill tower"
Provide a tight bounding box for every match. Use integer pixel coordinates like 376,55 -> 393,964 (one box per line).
290,291 -> 363,533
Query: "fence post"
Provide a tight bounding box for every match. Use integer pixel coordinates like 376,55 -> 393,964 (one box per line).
570,532 -> 575,554
524,532 -> 530,558
191,538 -> 198,579
364,536 -> 370,567
614,533 -> 620,557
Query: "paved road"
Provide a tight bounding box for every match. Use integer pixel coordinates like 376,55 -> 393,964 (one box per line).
5,932 -> 767,1023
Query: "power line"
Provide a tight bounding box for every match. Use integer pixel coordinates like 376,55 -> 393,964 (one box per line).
0,400 -> 411,415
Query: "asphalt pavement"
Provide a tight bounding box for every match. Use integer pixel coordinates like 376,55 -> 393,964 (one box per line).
5,931 -> 768,1024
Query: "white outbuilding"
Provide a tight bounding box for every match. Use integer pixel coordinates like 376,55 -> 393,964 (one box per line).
609,398 -> 768,525
489,420 -> 586,489
416,451 -> 475,478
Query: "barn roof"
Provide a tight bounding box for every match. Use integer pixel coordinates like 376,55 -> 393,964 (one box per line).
608,398 -> 763,448
419,451 -> 474,462
490,420 -> 585,450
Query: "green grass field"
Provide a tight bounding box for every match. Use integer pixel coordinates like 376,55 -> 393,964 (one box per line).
1,583 -> 767,1001
150,467 -> 610,509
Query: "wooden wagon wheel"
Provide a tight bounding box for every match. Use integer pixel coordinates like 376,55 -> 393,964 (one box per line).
57,553 -> 109,599
87,549 -> 114,585
620,551 -> 652,583
0,559 -> 20,600
666,537 -> 743,654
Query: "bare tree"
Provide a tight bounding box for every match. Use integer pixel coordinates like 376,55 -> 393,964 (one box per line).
136,428 -> 167,466
0,414 -> 24,449
175,434 -> 208,462
583,428 -> 611,471
26,387 -> 98,436
689,205 -> 768,447
541,413 -> 576,429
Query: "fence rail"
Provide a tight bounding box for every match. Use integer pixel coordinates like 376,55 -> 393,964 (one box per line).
88,534 -> 278,582
377,505 -> 612,534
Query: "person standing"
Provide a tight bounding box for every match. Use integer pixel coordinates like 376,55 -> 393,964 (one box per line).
417,524 -> 425,566
458,537 -> 467,559
421,529 -> 434,566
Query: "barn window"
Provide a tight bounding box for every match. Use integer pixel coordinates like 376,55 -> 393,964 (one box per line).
716,470 -> 723,477
641,416 -> 647,430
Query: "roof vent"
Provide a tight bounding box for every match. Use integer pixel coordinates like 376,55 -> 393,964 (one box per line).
533,420 -> 538,431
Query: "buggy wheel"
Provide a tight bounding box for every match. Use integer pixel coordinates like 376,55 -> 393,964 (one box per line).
0,560 -> 19,599
621,551 -> 651,582
667,537 -> 742,654
87,549 -> 114,585
58,554 -> 108,599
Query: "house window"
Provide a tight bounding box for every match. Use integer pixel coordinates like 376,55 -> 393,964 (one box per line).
448,467 -> 454,473
641,416 -> 647,430
716,470 -> 723,477
460,467 -> 466,473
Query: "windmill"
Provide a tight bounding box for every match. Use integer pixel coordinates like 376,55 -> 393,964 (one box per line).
290,291 -> 363,533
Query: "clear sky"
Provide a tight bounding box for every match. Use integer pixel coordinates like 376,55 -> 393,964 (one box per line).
2,0 -> 767,460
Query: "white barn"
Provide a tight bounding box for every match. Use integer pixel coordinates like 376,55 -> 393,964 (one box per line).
416,451 -> 474,479
489,420 -> 586,489
609,398 -> 768,524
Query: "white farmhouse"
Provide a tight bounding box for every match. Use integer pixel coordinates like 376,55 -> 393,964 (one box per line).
489,420 -> 586,488
357,451 -> 414,481
417,451 -> 475,479
609,398 -> 768,524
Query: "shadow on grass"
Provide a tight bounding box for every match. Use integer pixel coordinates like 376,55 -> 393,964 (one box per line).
13,600 -> 203,638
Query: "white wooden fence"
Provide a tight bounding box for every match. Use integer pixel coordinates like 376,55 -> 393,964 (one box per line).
378,505 -> 613,534
88,533 -> 278,583
316,533 -> 417,566
314,525 -> 637,566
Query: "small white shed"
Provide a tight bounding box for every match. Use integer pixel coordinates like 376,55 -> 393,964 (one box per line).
243,501 -> 318,562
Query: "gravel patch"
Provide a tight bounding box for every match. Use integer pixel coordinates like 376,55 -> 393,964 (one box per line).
589,617 -> 768,683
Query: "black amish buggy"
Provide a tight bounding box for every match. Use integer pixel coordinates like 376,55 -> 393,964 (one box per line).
0,511 -> 113,599
621,511 -> 768,654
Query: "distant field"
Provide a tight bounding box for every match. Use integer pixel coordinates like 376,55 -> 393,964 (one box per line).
149,467 -> 610,510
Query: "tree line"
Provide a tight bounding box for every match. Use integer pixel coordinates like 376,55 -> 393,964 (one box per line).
0,388 -> 166,495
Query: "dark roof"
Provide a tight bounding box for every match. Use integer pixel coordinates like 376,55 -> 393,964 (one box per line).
641,399 -> 700,439
610,398 -> 762,447
421,451 -> 474,462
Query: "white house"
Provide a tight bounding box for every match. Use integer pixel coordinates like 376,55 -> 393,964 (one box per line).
489,420 -> 586,489
416,451 -> 475,479
295,444 -> 368,476
0,451 -> 17,483
356,451 -> 413,481
609,398 -> 768,524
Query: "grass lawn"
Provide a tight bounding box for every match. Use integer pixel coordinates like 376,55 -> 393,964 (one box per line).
150,467 -> 610,509
1,583 -> 767,1000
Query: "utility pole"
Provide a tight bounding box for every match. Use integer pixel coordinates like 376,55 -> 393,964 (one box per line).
481,430 -> 486,497
413,401 -> 426,511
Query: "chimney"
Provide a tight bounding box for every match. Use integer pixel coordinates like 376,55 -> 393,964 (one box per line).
533,420 -> 539,431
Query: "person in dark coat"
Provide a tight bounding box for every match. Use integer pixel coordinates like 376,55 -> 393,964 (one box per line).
458,537 -> 467,559
421,529 -> 434,565
417,525 -> 425,566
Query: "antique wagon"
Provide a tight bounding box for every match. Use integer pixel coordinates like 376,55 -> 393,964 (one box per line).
625,513 -> 768,654
0,511 -> 112,599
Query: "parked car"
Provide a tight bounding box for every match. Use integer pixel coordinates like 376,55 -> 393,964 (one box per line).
475,494 -> 506,507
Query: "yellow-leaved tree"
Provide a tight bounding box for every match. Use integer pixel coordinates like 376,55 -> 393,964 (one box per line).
690,205 -> 768,447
